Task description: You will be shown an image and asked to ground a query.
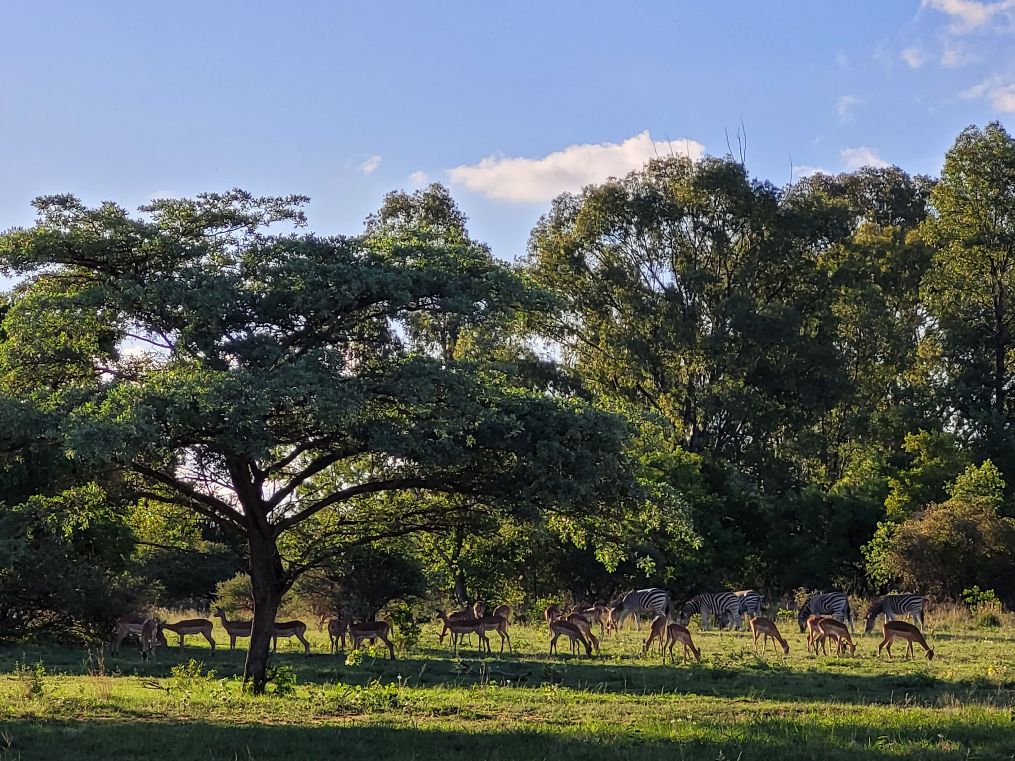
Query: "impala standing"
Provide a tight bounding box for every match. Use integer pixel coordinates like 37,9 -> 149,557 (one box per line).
112,614 -> 166,655
349,620 -> 396,660
436,610 -> 490,656
215,608 -> 252,650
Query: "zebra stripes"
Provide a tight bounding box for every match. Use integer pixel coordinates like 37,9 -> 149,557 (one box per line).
864,594 -> 927,632
734,590 -> 763,619
678,592 -> 744,631
611,588 -> 671,629
797,591 -> 853,632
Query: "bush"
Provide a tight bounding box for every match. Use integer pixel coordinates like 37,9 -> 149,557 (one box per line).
880,497 -> 1015,599
0,485 -> 149,643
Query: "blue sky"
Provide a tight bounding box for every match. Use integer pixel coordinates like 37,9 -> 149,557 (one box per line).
1,1 -> 1013,262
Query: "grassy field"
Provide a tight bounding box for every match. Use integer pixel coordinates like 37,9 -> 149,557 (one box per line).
2,615 -> 1014,760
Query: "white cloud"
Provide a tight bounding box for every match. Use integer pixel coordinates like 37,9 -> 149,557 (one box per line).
836,95 -> 863,120
360,155 -> 382,175
900,46 -> 927,68
408,170 -> 429,187
793,165 -> 829,179
447,131 -> 705,203
991,83 -> 1015,110
941,41 -> 979,66
841,147 -> 890,169
961,76 -> 1015,111
923,0 -> 1015,31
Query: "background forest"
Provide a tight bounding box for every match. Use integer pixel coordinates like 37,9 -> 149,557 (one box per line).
2,121 -> 1015,651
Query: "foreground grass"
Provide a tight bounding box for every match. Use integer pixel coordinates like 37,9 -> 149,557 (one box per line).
2,619 -> 1014,760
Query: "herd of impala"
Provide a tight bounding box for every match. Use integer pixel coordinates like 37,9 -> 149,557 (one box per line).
112,596 -> 935,665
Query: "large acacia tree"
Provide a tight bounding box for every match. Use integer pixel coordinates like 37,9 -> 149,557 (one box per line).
0,187 -> 635,691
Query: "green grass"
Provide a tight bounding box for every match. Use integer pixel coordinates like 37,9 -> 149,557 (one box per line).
2,618 -> 1014,760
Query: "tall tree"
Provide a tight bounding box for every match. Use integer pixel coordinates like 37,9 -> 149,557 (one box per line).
922,122 -> 1015,487
0,189 -> 636,691
526,155 -> 844,479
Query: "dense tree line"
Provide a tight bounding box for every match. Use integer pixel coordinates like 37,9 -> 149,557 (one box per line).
2,123 -> 1015,686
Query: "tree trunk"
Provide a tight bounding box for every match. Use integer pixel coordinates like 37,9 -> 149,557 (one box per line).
244,529 -> 286,694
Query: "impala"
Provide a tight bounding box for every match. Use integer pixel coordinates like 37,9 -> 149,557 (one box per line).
271,618 -> 311,656
491,604 -> 511,622
438,604 -> 483,644
349,620 -> 396,660
879,620 -> 934,660
160,618 -> 216,654
140,618 -> 161,661
814,617 -> 856,656
749,616 -> 789,655
112,614 -> 166,655
549,617 -> 592,656
328,615 -> 350,653
436,610 -> 490,656
642,614 -> 669,655
214,608 -> 252,650
474,613 -> 512,654
566,612 -> 599,654
544,604 -> 561,623
665,622 -> 701,663
578,605 -> 609,636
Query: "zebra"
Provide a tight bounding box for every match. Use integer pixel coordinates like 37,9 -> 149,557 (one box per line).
797,591 -> 853,633
610,588 -> 671,630
729,589 -> 764,628
678,592 -> 744,631
864,594 -> 927,633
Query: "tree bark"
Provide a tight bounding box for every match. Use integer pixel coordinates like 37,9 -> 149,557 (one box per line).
244,528 -> 286,694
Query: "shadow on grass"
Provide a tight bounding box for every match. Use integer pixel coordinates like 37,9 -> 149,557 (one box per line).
2,715 -> 1013,761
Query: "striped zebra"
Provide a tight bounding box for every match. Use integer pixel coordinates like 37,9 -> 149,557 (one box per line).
732,589 -> 764,626
797,591 -> 853,633
610,588 -> 671,630
678,592 -> 744,631
864,594 -> 927,633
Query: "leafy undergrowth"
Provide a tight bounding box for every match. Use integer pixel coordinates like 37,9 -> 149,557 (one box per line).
2,621 -> 1013,760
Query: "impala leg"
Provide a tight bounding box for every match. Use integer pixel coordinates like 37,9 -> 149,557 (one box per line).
203,630 -> 216,654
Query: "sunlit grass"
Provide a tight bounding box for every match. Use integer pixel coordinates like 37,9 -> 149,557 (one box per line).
2,616 -> 1014,760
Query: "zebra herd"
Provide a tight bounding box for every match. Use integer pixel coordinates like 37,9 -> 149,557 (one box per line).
610,588 -> 928,634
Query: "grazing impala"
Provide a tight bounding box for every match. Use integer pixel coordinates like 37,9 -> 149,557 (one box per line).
215,608 -> 252,650
140,618 -> 161,661
665,623 -> 701,663
492,604 -> 511,622
804,614 -> 828,654
814,617 -> 856,656
112,614 -> 166,655
160,618 -> 216,655
436,610 -> 491,656
749,616 -> 789,655
549,617 -> 592,656
271,618 -> 311,656
544,604 -> 562,623
879,621 -> 934,660
567,612 -> 599,654
349,620 -> 396,660
642,614 -> 670,655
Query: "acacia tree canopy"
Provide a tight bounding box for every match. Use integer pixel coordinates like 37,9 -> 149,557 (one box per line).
0,187 -> 638,691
